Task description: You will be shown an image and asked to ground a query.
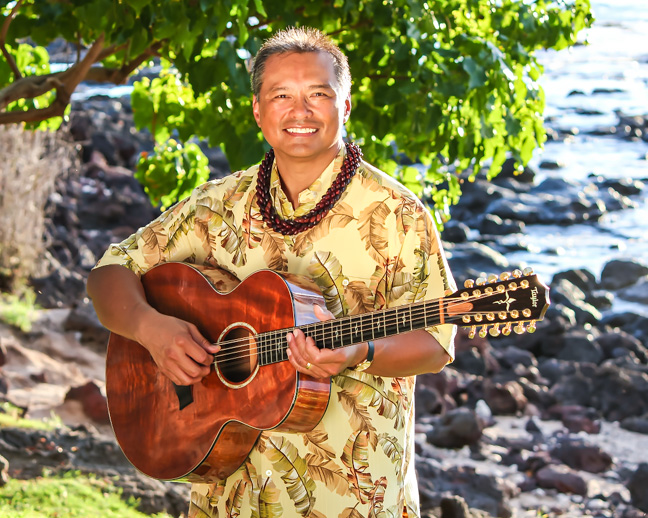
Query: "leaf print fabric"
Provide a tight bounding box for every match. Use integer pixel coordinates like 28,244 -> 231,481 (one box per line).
95,146 -> 456,518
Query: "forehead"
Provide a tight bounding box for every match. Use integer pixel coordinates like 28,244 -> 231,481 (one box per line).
260,51 -> 339,91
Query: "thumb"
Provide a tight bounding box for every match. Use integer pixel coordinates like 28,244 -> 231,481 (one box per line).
190,325 -> 219,353
314,304 -> 334,322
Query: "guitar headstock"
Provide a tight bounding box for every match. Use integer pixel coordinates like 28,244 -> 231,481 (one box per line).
446,268 -> 550,338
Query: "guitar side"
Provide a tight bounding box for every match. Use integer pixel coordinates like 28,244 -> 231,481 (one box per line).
105,263 -> 330,482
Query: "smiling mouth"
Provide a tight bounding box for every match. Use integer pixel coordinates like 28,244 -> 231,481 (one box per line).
285,128 -> 317,135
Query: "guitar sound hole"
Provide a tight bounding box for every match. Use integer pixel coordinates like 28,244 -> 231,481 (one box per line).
217,326 -> 257,384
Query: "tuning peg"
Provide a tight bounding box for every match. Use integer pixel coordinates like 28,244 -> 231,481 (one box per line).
498,311 -> 507,320
507,281 -> 518,291
489,324 -> 501,337
486,313 -> 496,321
528,321 -> 537,333
523,309 -> 532,318
499,271 -> 511,280
510,310 -> 519,319
464,279 -> 475,288
523,267 -> 534,276
512,269 -> 523,278
468,326 -> 477,339
478,325 -> 488,338
502,322 -> 512,336
474,314 -> 483,322
476,277 -> 486,286
462,315 -> 471,324
514,323 -> 526,334
487,274 -> 498,283
520,279 -> 530,289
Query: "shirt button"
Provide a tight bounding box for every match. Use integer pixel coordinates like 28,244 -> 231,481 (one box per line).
266,470 -> 272,477
342,279 -> 349,287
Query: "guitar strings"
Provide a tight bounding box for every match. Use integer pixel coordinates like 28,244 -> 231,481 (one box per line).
209,295 -> 510,364
207,292 -> 520,365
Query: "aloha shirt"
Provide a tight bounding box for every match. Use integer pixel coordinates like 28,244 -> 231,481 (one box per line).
96,147 -> 456,518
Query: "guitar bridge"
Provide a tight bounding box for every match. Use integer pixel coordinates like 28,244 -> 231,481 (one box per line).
173,384 -> 194,410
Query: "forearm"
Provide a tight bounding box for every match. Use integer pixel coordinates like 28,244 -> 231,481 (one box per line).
86,264 -> 157,342
363,329 -> 452,377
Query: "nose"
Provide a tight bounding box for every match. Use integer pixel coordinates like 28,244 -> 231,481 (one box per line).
289,94 -> 313,118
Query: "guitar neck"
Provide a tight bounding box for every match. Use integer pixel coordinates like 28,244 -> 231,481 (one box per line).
255,270 -> 549,366
256,297 -> 457,366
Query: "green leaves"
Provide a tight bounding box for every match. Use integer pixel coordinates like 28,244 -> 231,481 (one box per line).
135,140 -> 210,210
0,0 -> 593,217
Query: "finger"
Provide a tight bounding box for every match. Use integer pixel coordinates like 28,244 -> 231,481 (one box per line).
314,304 -> 334,321
173,351 -> 212,381
286,332 -> 306,365
188,325 -> 220,359
286,347 -> 302,372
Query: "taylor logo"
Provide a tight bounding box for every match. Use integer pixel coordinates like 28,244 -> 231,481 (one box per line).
530,287 -> 539,308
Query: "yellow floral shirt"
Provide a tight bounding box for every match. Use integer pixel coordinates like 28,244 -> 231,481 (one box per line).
96,148 -> 456,518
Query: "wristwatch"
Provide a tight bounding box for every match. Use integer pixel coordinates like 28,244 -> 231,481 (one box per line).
354,341 -> 375,372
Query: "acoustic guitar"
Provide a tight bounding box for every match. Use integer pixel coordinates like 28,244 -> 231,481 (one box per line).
105,262 -> 549,483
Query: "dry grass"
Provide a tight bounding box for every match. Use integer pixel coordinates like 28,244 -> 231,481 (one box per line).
0,124 -> 76,289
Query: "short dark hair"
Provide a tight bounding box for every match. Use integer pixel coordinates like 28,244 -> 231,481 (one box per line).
250,27 -> 351,98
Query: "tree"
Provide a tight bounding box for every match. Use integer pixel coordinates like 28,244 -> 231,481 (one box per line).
0,0 -> 592,215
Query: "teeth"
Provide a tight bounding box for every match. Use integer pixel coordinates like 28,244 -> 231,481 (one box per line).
287,128 -> 316,134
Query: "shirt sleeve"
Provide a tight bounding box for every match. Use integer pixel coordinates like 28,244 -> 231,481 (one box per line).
93,187 -> 209,276
386,205 -> 456,362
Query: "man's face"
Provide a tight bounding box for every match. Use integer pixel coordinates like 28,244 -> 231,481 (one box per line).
252,51 -> 351,165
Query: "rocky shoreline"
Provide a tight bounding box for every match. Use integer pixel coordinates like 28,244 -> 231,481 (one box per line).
1,95 -> 647,517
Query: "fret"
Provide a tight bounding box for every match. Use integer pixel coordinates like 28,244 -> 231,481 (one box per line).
319,321 -> 334,350
311,322 -> 329,350
274,331 -> 284,363
331,319 -> 344,349
257,335 -> 266,366
422,300 -> 429,328
410,302 -> 428,331
383,308 -> 400,338
372,311 -> 386,340
350,314 -> 365,344
266,332 -> 272,364
341,317 -> 354,348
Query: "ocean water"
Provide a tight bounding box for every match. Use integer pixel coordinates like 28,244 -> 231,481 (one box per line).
506,0 -> 648,284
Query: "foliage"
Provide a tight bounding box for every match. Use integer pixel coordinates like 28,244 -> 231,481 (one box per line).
0,470 -> 172,517
135,139 -> 210,210
0,0 -> 592,216
0,402 -> 62,430
0,288 -> 40,332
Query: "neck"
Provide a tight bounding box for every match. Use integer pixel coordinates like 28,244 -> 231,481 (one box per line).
274,142 -> 343,207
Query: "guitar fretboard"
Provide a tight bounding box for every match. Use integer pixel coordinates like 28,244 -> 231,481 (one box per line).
256,298 -> 445,366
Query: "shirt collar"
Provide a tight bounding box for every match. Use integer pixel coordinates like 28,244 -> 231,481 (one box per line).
269,146 -> 346,219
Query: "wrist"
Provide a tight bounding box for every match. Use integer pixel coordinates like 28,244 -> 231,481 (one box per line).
132,303 -> 161,346
353,340 -> 375,372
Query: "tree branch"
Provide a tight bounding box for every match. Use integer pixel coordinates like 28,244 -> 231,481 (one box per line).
0,33 -> 105,123
95,42 -> 129,63
0,0 -> 25,79
0,86 -> 68,124
85,41 -> 164,84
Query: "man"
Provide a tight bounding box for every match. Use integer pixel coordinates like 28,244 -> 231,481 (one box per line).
87,27 -> 455,518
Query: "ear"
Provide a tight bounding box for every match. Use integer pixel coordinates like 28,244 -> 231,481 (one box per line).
252,95 -> 261,127
342,94 -> 352,124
